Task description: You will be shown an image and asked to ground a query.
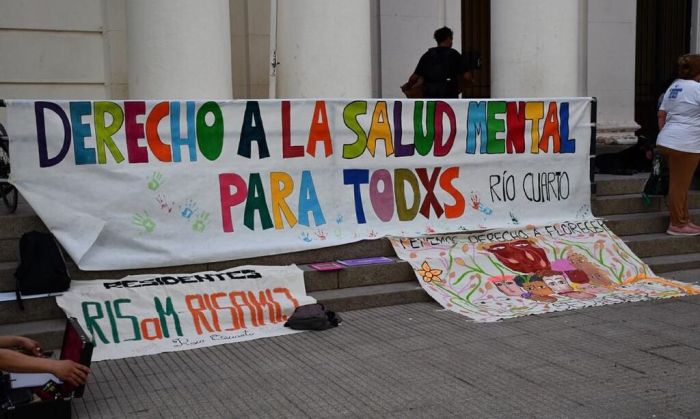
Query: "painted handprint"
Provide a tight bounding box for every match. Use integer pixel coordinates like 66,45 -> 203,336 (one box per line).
133,211 -> 156,233
148,172 -> 164,191
299,232 -> 312,242
336,214 -> 343,224
470,192 -> 493,216
192,211 -> 210,232
179,199 -> 198,219
576,204 -> 592,219
314,229 -> 327,240
509,211 -> 520,225
470,192 -> 481,210
156,194 -> 175,213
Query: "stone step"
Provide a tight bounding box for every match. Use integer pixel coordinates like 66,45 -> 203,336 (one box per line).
0,238 -> 19,263
0,318 -> 66,350
603,209 -> 700,236
593,191 -> 700,216
623,233 -> 700,258
0,295 -> 64,326
594,173 -> 648,196
310,281 -> 431,312
645,253 -> 700,274
0,252 -> 414,293
659,268 -> 700,283
300,258 -> 415,291
0,260 -> 16,291
0,205 -> 47,241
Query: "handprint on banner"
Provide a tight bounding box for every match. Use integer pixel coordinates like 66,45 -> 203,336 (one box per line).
334,215 -> 344,238
156,194 -> 174,213
147,172 -> 164,191
314,229 -> 327,240
576,204 -> 592,220
509,212 -> 520,225
192,211 -> 210,232
180,199 -> 198,219
299,232 -> 312,242
470,192 -> 494,216
470,192 -> 481,210
133,211 -> 156,233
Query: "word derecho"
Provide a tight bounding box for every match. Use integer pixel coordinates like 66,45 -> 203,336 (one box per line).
34,99 -> 577,167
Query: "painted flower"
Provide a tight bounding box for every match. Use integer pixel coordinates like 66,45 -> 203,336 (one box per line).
417,261 -> 443,284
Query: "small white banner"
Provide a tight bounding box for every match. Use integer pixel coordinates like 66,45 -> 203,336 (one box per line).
56,265 -> 315,361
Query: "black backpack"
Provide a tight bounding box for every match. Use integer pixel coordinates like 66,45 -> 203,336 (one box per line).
14,231 -> 71,309
284,303 -> 342,331
642,149 -> 669,204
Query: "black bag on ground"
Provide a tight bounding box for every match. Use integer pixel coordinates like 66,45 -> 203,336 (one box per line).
284,303 -> 341,331
642,150 -> 669,197
14,231 -> 70,309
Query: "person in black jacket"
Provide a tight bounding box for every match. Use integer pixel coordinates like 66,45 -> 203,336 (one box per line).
406,27 -> 474,99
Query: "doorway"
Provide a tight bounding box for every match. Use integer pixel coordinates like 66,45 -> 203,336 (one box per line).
462,0 -> 491,98
635,0 -> 692,139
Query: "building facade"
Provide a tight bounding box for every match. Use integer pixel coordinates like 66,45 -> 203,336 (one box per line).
1,0 -> 699,144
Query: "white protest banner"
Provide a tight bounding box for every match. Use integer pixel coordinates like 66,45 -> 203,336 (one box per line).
7,99 -> 593,270
56,265 -> 315,361
390,222 -> 700,322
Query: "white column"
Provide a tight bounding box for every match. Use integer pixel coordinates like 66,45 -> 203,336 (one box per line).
691,0 -> 700,53
490,0 -> 583,98
126,0 -> 232,99
587,0 -> 639,144
275,0 -> 372,98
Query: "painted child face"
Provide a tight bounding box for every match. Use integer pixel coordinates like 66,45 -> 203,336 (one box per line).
542,274 -> 573,294
492,276 -> 524,297
522,279 -> 554,297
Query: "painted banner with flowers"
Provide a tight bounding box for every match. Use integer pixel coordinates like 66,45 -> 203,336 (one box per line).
390,220 -> 700,322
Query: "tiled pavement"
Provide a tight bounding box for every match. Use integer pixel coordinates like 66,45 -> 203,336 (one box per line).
72,290 -> 700,419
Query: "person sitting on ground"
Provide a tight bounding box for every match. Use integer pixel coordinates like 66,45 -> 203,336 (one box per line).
656,53 -> 700,236
0,335 -> 90,387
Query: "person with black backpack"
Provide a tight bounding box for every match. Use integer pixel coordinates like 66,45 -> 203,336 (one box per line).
403,27 -> 474,99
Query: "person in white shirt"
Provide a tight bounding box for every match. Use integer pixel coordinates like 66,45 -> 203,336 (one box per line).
657,54 -> 700,236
